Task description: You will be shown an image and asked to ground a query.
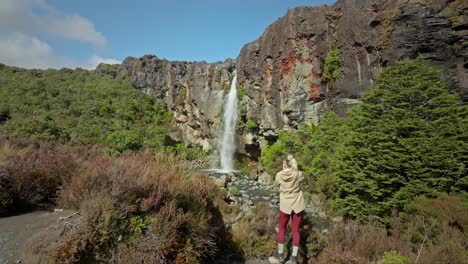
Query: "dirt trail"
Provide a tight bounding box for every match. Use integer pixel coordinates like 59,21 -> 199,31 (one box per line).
0,210 -> 75,263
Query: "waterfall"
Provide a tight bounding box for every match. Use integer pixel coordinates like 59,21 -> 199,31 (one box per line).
218,74 -> 238,172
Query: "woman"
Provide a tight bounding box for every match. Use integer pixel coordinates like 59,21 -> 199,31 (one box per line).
269,154 -> 305,264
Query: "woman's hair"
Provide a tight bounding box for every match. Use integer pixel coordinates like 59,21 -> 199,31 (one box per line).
284,154 -> 298,170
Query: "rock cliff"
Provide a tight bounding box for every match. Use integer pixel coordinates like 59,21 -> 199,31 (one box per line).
98,0 -> 467,158
98,55 -> 236,152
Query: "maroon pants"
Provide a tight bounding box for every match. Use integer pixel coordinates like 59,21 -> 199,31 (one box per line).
278,210 -> 303,246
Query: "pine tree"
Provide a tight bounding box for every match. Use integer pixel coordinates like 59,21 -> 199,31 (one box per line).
333,58 -> 468,223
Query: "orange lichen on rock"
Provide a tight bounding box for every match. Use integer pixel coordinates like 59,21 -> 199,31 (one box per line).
281,49 -> 297,76
309,83 -> 320,101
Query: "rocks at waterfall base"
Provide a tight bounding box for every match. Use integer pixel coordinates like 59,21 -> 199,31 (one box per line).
97,0 -> 467,157
208,171 -> 328,227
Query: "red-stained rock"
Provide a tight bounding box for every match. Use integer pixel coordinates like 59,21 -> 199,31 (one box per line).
309,83 -> 320,101
280,50 -> 297,77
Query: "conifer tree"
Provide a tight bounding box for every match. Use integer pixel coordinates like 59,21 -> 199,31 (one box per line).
334,59 -> 468,223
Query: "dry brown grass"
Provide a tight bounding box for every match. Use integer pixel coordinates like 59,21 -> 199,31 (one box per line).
55,150 -> 228,263
0,135 -> 233,263
232,203 -> 277,259
311,221 -> 402,264
308,195 -> 468,264
0,135 -> 82,215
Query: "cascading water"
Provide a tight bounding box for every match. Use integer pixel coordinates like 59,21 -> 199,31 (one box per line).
218,74 -> 238,172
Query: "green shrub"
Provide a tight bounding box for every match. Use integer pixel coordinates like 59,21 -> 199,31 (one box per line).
235,153 -> 258,175
106,130 -> 142,153
378,251 -> 411,264
237,85 -> 246,101
397,194 -> 468,255
168,143 -> 208,161
245,119 -> 258,132
322,48 -> 341,83
260,131 -> 303,175
229,186 -> 240,196
259,112 -> 347,202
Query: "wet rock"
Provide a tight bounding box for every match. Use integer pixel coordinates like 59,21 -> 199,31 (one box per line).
214,175 -> 227,188
228,171 -> 238,182
271,198 -> 279,205
258,171 -> 273,185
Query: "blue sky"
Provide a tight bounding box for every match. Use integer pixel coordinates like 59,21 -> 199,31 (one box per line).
0,0 -> 336,69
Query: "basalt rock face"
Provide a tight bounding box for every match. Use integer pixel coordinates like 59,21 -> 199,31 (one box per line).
100,0 -> 467,157
237,0 -> 467,145
103,55 -> 236,151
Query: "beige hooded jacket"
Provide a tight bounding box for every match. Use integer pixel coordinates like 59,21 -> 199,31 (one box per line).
275,168 -> 305,214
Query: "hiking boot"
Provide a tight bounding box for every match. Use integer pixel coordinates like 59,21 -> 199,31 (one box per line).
268,251 -> 285,264
285,255 -> 298,264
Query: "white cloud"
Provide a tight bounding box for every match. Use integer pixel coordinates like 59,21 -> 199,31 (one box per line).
47,15 -> 106,48
0,0 -> 106,48
0,33 -> 71,69
0,33 -> 119,70
0,0 -> 118,69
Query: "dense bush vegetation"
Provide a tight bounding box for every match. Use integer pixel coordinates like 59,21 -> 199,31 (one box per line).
0,64 -> 173,153
0,136 -> 233,263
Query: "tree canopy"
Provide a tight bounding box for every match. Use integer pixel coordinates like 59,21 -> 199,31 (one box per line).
0,64 -> 173,153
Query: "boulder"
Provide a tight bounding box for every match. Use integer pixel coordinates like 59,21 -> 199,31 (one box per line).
248,169 -> 258,181
214,174 -> 227,188
258,171 -> 273,185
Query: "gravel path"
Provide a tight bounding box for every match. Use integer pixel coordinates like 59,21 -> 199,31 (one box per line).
0,210 -> 76,264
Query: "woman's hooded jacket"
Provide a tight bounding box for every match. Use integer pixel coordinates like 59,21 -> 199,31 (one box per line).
275,168 -> 305,214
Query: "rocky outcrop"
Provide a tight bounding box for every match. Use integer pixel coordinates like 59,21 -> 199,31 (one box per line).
100,55 -> 236,151
98,0 -> 467,157
237,0 -> 467,144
